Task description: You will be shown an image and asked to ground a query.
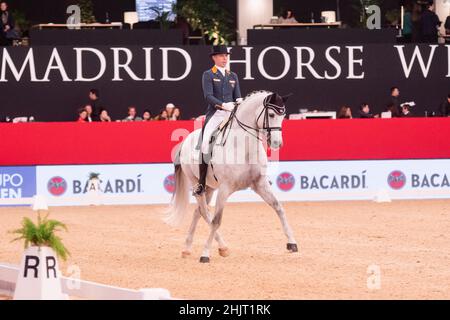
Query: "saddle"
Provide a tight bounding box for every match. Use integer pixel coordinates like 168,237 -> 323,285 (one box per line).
195,127 -> 221,160
195,118 -> 229,152
194,120 -> 230,184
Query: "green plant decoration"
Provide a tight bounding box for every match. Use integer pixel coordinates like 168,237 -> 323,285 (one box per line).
10,212 -> 70,261
78,0 -> 96,24
174,0 -> 234,45
150,7 -> 173,30
89,172 -> 100,180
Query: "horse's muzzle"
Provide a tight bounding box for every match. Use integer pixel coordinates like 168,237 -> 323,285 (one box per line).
269,138 -> 283,150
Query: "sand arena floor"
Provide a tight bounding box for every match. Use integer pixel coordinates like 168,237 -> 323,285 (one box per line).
1,200 -> 450,299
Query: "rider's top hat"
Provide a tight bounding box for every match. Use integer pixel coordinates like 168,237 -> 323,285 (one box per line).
209,45 -> 229,57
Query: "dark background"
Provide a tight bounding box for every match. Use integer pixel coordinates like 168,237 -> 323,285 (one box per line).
0,44 -> 447,121
247,29 -> 399,45
10,0 -> 134,25
273,0 -> 401,27
8,0 -> 236,25
8,0 -> 402,34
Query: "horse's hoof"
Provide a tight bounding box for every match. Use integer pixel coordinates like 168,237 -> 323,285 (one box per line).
181,251 -> 191,258
287,243 -> 298,252
218,247 -> 230,257
199,256 -> 210,263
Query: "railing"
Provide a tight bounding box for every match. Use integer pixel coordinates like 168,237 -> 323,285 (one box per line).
253,22 -> 342,29
0,263 -> 176,300
32,22 -> 123,30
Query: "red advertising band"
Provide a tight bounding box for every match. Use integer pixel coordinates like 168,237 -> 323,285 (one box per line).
1,118 -> 450,166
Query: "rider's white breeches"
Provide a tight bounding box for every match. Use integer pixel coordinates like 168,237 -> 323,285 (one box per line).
201,110 -> 228,154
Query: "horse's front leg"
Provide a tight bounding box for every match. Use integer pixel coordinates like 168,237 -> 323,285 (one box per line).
253,176 -> 298,252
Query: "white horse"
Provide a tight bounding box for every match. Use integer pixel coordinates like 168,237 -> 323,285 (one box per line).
164,90 -> 298,263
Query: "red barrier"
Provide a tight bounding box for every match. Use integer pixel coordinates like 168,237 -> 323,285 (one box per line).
1,119 -> 450,166
280,118 -> 450,161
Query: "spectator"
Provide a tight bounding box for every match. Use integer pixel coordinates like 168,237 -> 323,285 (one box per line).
84,104 -> 95,122
386,103 -> 400,117
99,108 -> 111,122
155,110 -> 169,121
438,94 -> 450,117
411,1 -> 423,42
77,108 -> 88,122
389,87 -> 401,115
337,106 -> 352,119
170,107 -> 181,120
358,103 -> 379,118
420,2 -> 441,43
88,89 -> 100,119
400,104 -> 413,117
175,16 -> 190,45
402,4 -> 413,42
165,103 -> 175,118
279,9 -> 298,23
0,2 -> 15,46
142,109 -> 153,121
445,14 -> 450,35
122,106 -> 142,122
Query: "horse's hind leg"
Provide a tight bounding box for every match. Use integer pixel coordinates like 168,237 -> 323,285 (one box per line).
182,207 -> 201,258
253,177 -> 298,253
204,188 -> 230,257
184,188 -> 228,258
197,188 -> 229,257
182,188 -> 213,257
200,187 -> 231,263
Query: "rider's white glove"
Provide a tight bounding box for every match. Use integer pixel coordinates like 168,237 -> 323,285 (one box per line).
236,98 -> 243,104
221,102 -> 235,112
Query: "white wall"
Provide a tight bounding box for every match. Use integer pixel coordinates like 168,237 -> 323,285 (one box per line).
435,0 -> 450,35
237,0 -> 273,45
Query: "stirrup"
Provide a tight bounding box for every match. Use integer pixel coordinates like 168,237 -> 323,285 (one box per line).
192,183 -> 205,196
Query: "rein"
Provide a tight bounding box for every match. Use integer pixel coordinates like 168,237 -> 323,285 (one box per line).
219,95 -> 286,146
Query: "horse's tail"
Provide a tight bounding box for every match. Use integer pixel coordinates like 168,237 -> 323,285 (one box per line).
164,150 -> 190,227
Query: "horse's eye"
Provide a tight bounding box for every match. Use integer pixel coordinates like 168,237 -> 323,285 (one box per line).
269,114 -> 275,118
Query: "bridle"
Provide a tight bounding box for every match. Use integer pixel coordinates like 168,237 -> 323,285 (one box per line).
257,95 -> 286,135
221,94 -> 286,145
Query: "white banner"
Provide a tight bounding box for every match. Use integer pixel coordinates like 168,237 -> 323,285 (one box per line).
266,159 -> 450,201
36,164 -> 175,206
28,159 -> 450,207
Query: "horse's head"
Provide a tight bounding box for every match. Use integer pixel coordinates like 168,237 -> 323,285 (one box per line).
255,93 -> 290,150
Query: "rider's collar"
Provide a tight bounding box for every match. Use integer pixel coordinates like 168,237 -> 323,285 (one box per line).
214,65 -> 227,77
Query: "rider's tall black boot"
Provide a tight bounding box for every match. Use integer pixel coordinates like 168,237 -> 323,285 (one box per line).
193,154 -> 208,196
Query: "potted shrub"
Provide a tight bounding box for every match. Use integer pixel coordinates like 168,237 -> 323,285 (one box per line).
10,212 -> 69,300
78,0 -> 96,23
174,0 -> 234,45
150,7 -> 173,31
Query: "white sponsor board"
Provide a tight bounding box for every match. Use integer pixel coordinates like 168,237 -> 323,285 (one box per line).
37,164 -> 175,206
32,159 -> 450,207
269,159 -> 450,201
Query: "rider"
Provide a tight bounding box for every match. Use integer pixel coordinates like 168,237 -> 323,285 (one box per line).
192,45 -> 243,196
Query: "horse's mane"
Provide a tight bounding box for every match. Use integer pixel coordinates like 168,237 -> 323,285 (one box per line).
242,90 -> 272,102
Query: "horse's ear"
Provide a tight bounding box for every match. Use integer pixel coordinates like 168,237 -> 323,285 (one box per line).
281,93 -> 293,103
268,93 -> 277,102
